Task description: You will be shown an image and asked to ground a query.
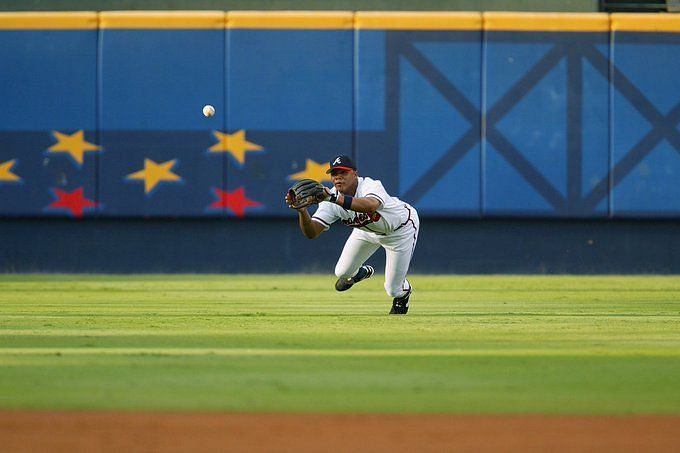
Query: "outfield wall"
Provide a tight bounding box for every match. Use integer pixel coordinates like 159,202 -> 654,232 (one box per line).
1,11 -> 679,273
1,11 -> 679,219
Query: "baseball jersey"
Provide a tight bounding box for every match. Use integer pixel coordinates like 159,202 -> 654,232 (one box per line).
311,177 -> 413,235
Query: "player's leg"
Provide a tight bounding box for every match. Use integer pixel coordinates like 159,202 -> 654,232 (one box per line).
334,230 -> 380,291
384,243 -> 414,296
383,211 -> 419,314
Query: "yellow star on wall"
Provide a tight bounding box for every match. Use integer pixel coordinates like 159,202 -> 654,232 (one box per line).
48,130 -> 100,166
288,159 -> 331,182
126,159 -> 182,194
0,159 -> 21,182
209,130 -> 263,165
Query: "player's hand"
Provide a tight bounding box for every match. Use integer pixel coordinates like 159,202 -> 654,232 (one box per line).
285,191 -> 306,211
286,179 -> 333,210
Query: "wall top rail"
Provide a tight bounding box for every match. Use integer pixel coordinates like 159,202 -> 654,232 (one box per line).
355,12 -> 481,30
483,12 -> 610,32
228,11 -> 353,29
611,13 -> 680,32
1,11 -> 679,32
0,11 -> 97,29
100,11 -> 225,29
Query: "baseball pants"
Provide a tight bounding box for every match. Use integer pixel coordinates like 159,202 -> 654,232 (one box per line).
334,210 -> 419,298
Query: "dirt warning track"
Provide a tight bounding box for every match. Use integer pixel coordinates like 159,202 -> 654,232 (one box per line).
1,411 -> 679,452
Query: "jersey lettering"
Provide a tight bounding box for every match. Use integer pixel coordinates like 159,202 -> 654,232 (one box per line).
342,211 -> 381,228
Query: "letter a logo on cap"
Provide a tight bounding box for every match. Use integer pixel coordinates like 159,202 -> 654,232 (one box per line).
327,154 -> 357,174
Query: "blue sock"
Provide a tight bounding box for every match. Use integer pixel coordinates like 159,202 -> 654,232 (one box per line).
354,266 -> 368,281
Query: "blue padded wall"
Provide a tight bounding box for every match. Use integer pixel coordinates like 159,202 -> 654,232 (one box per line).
610,32 -> 680,216
484,32 -> 610,217
98,13 -> 226,216
226,15 -> 354,216
356,26 -> 483,216
1,12 -> 680,220
0,16 -> 98,217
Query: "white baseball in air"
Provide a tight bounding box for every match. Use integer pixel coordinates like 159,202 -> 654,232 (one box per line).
202,105 -> 215,117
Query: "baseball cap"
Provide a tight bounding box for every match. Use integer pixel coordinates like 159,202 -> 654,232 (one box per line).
326,155 -> 357,174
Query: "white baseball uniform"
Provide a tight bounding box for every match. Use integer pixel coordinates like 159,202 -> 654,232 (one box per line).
311,176 -> 419,298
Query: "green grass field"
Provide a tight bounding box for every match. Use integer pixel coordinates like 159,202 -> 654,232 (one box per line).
1,274 -> 679,414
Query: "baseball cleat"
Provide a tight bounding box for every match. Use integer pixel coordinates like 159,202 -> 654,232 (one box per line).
335,265 -> 374,292
389,287 -> 412,315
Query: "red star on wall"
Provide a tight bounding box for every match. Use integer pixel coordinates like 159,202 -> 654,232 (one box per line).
47,187 -> 97,218
209,187 -> 262,217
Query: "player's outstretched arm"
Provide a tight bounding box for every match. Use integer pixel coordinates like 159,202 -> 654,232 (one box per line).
285,190 -> 324,239
296,208 -> 325,239
333,193 -> 381,213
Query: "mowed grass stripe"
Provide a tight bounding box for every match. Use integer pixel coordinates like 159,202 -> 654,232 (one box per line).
1,347 -> 680,357
1,275 -> 679,413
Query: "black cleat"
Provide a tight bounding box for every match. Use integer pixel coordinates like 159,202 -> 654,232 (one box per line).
335,265 -> 375,292
389,287 -> 412,315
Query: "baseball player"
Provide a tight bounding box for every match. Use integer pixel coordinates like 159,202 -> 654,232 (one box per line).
285,155 -> 419,314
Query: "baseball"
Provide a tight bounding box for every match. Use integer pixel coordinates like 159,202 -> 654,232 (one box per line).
202,105 -> 215,117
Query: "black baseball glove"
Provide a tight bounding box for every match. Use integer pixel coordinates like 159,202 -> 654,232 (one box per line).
286,179 -> 329,209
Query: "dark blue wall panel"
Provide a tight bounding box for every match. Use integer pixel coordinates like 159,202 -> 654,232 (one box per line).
228,29 -> 353,131
99,28 -> 225,216
3,218 -> 680,274
610,33 -> 680,216
484,32 -> 609,217
356,30 -> 482,215
355,30 -> 397,194
227,27 -> 353,216
0,28 -> 97,216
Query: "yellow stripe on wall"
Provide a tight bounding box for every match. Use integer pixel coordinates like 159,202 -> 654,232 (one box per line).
612,13 -> 680,32
355,12 -> 481,30
3,11 -> 680,33
100,11 -> 225,29
484,12 -> 610,32
228,11 -> 353,29
0,12 -> 97,30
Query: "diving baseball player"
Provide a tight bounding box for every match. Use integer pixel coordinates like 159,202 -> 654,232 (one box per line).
285,155 -> 419,314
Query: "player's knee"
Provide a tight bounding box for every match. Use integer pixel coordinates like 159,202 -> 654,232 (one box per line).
384,282 -> 401,298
